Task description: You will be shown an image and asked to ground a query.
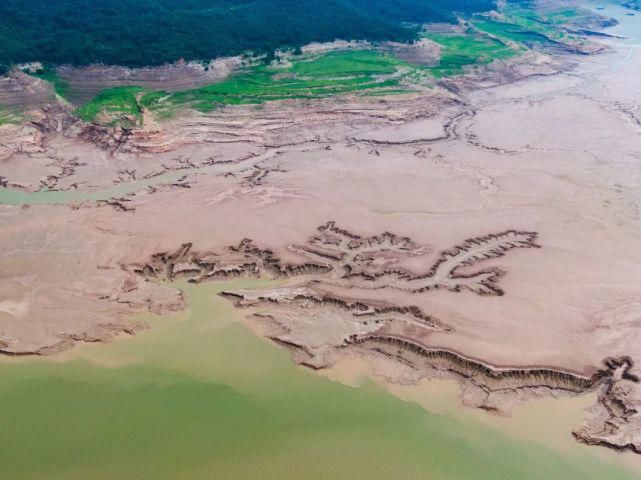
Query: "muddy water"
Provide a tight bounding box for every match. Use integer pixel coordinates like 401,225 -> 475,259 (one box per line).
324,356 -> 641,474
0,149 -> 265,206
0,280 -> 638,479
0,170 -> 186,205
0,167 -> 206,205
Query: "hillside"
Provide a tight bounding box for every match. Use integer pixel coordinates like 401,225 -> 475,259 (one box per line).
0,0 -> 495,68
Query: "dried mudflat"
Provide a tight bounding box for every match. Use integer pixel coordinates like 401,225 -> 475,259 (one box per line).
2,6 -> 641,466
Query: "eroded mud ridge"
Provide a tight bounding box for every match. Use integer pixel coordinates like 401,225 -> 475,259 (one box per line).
360,334 -> 641,454
129,221 -> 641,454
131,222 -> 539,365
132,221 -> 540,293
357,335 -> 595,393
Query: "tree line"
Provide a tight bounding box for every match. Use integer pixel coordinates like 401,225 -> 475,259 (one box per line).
0,0 -> 496,69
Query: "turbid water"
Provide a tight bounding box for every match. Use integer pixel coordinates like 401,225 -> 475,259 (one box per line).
0,152 -> 263,205
0,280 -> 638,479
0,169 -> 193,205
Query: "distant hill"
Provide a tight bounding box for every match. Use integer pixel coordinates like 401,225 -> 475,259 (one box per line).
0,0 -> 495,68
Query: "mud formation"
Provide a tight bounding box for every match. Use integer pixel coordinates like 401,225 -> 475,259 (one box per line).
132,221 -> 540,294
131,222 -> 539,364
573,359 -> 641,454
129,222 -> 641,454
361,334 -> 641,453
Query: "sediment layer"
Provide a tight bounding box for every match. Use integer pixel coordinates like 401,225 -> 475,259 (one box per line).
357,334 -> 596,392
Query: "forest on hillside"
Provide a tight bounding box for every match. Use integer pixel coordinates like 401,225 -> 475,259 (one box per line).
0,0 -> 495,68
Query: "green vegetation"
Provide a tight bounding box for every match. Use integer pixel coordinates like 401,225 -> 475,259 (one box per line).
0,106 -> 19,126
31,67 -> 70,99
146,50 -> 406,113
0,0 -> 496,68
471,18 -> 559,47
70,34 -> 520,126
505,1 -> 596,26
425,32 -> 517,78
63,1 -> 591,127
74,50 -> 413,124
471,4 -> 588,47
290,50 -> 401,77
74,86 -> 145,128
540,7 -> 591,25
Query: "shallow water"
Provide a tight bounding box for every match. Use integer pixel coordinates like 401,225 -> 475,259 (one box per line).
585,1 -> 641,46
0,154 -> 261,205
0,280 -> 638,479
0,170 -> 189,205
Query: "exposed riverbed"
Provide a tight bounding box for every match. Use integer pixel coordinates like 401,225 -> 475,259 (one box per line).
2,1 -> 641,476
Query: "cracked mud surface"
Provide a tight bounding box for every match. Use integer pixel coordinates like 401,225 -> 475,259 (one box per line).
2,6 -> 641,460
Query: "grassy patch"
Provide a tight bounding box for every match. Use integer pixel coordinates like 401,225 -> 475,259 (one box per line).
471,18 -> 559,46
290,50 -> 402,77
472,4 -> 591,47
503,3 -> 595,29
424,32 -> 517,78
31,67 -> 70,99
76,30 -> 540,127
74,86 -> 144,128
77,41 -> 524,125
0,105 -> 20,125
141,50 -> 410,114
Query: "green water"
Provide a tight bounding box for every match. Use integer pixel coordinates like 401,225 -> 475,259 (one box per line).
0,280 -> 637,479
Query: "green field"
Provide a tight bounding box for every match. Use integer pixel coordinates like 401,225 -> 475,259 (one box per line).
503,3 -> 596,28
71,42 -> 520,127
72,50 -> 413,125
471,4 -> 591,47
424,32 -> 517,78
31,67 -> 70,99
74,86 -> 145,127
144,50 -> 408,113
0,105 -> 19,125
471,18 -> 560,46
